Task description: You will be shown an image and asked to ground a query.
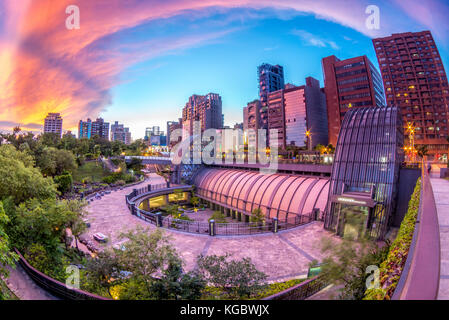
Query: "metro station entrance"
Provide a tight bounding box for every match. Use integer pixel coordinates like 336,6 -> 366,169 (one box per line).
337,204 -> 370,240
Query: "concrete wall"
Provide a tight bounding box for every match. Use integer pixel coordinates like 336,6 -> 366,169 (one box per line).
393,167 -> 421,227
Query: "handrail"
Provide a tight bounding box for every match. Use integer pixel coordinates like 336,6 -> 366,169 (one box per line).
392,159 -> 440,300
262,276 -> 327,300
126,187 -> 315,236
15,249 -> 109,300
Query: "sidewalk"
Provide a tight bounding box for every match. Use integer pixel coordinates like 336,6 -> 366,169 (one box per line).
3,265 -> 58,300
429,168 -> 449,300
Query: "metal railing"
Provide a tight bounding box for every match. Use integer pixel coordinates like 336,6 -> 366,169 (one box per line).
392,158 -> 440,300
15,249 -> 109,300
126,187 -> 315,236
262,276 -> 327,300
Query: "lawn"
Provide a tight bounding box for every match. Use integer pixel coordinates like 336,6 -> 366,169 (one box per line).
73,161 -> 110,183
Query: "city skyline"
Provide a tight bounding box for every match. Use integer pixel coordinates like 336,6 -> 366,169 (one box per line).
1,1 -> 449,139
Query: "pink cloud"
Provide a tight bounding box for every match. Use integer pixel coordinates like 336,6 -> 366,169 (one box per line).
0,0 -> 443,132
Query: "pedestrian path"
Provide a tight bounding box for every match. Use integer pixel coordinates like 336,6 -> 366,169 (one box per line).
429,170 -> 449,300
3,264 -> 58,300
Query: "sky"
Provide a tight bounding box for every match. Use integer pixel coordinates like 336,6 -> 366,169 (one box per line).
1,0 -> 449,139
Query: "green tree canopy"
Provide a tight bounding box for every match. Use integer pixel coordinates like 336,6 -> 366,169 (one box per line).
0,201 -> 18,278
0,145 -> 57,204
36,147 -> 77,177
197,253 -> 267,298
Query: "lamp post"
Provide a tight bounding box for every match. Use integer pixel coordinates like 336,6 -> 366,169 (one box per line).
406,122 -> 416,163
305,129 -> 312,151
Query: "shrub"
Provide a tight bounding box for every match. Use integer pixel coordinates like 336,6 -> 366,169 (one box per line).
54,171 -> 73,194
197,253 -> 267,299
209,211 -> 227,223
364,179 -> 421,300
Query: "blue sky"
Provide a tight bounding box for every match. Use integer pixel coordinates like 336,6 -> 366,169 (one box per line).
102,6 -> 449,138
1,1 -> 448,137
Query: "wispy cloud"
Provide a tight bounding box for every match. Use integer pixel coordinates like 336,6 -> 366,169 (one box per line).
291,29 -> 340,49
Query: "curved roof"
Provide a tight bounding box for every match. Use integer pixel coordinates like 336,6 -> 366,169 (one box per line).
194,168 -> 329,222
325,106 -> 404,239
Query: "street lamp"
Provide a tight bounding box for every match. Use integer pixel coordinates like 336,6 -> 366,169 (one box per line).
305,129 -> 312,151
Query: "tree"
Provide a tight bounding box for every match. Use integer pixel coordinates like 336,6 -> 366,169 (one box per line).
115,228 -> 180,299
0,201 -> 18,279
314,144 -> 326,154
317,237 -> 390,300
157,165 -> 172,184
54,171 -> 73,194
84,248 -> 122,298
250,208 -> 264,224
7,198 -> 86,256
208,211 -> 227,223
150,257 -> 205,300
0,145 -> 57,204
416,144 -> 428,158
190,196 -> 199,209
197,253 -> 267,299
40,132 -> 61,148
36,147 -> 77,176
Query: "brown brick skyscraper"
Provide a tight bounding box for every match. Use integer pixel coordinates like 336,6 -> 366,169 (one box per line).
373,30 -> 449,159
322,55 -> 385,146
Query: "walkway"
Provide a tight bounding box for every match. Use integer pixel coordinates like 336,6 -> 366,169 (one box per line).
430,165 -> 449,299
3,265 -> 58,300
84,173 -> 340,282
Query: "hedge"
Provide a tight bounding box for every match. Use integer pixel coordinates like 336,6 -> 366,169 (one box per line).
364,178 -> 421,300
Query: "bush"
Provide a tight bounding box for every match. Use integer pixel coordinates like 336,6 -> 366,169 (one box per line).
115,180 -> 126,186
209,211 -> 227,223
103,172 -> 135,184
54,171 -> 73,194
364,179 -> 421,300
197,254 -> 267,299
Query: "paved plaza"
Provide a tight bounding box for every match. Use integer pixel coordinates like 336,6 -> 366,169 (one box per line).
83,173 -> 340,282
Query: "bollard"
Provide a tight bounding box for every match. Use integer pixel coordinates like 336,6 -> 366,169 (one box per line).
156,212 -> 163,228
272,217 -> 279,233
209,219 -> 216,236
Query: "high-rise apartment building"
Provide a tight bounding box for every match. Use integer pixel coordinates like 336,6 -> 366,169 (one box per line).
110,121 -> 132,145
373,30 -> 449,158
167,119 -> 182,148
267,77 -> 328,150
322,55 -> 385,145
243,100 -> 261,149
78,118 -> 109,140
182,93 -> 223,139
258,64 -> 285,131
43,113 -> 63,137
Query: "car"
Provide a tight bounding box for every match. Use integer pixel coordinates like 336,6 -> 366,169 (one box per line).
93,232 -> 108,242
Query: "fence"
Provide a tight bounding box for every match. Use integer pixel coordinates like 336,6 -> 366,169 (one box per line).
15,249 -> 109,300
126,187 -> 315,236
262,276 -> 327,300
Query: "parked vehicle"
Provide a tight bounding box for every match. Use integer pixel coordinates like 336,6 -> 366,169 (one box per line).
93,232 -> 108,242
